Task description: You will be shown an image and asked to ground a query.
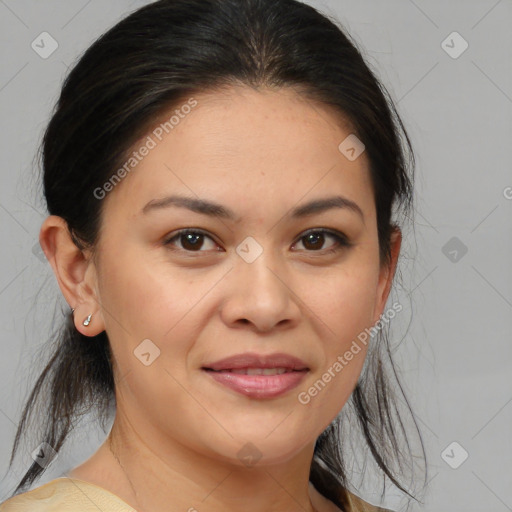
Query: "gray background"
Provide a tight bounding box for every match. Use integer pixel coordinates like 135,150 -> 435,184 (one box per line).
0,1 -> 511,511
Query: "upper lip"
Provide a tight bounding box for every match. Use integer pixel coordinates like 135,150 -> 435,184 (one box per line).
202,352 -> 309,371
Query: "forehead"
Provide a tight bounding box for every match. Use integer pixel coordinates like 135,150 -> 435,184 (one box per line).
101,85 -> 374,222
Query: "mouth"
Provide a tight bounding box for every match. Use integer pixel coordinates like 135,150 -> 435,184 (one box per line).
202,367 -> 306,375
202,351 -> 310,372
201,364 -> 309,399
201,352 -> 310,398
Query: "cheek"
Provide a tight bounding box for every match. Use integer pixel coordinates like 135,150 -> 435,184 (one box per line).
99,243 -> 199,335
96,249 -> 203,423
308,265 -> 379,344
297,266 -> 378,416
96,246 -> 197,380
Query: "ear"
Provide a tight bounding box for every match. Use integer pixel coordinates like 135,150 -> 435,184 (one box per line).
39,215 -> 105,337
372,226 -> 401,325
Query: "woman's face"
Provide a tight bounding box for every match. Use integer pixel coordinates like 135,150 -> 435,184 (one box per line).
78,85 -> 399,466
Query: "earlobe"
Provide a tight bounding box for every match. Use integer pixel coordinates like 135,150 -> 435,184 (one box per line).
39,215 -> 105,336
73,308 -> 105,336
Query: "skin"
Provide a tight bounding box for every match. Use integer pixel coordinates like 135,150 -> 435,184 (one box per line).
40,85 -> 401,512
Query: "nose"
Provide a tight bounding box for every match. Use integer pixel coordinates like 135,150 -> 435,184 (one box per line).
219,248 -> 301,333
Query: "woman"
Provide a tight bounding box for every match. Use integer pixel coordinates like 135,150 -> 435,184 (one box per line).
0,0 -> 427,510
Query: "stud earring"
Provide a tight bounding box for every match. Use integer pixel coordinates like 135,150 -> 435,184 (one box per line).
83,314 -> 92,326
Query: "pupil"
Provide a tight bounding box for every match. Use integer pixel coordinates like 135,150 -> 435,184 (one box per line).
183,233 -> 202,250
305,233 -> 323,250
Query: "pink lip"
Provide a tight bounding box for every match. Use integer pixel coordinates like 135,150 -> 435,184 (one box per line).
202,352 -> 309,371
203,369 -> 308,399
201,352 -> 310,399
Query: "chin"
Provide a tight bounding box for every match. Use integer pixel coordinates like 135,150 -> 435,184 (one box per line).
201,429 -> 314,468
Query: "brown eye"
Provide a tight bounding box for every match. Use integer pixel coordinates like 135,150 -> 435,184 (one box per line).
164,229 -> 219,252
294,229 -> 350,253
163,228 -> 351,255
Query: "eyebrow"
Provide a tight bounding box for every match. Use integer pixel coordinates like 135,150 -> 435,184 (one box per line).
141,194 -> 364,222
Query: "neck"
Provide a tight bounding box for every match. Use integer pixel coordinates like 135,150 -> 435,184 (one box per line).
105,414 -> 321,512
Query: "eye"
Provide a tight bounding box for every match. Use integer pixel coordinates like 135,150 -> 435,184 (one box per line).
293,229 -> 351,254
163,228 -> 351,255
163,229 -> 220,253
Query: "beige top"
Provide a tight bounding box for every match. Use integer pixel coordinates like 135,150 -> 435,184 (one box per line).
0,478 -> 136,512
0,477 -> 394,512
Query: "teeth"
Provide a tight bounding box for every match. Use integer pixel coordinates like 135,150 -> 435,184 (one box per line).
229,367 -> 290,375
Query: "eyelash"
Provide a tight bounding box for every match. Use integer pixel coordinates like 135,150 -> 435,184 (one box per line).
163,228 -> 352,256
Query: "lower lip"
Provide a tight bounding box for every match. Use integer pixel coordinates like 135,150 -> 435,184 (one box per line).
202,369 -> 308,398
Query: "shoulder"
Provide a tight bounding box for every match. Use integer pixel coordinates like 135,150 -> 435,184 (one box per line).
0,477 -> 136,512
345,489 -> 396,512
